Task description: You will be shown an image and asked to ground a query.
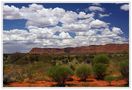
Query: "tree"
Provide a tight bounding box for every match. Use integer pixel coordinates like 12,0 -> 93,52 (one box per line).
47,65 -> 73,86
75,64 -> 91,81
93,63 -> 107,80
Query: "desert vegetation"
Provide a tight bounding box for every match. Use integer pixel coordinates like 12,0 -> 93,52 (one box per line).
3,52 -> 129,87
47,65 -> 73,86
75,64 -> 91,81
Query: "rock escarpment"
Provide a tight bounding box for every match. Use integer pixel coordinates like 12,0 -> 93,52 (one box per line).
29,44 -> 129,55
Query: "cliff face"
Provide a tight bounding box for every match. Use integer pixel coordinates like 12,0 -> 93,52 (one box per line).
29,44 -> 129,54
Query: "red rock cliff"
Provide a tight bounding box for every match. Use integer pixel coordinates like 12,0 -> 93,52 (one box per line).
29,44 -> 129,54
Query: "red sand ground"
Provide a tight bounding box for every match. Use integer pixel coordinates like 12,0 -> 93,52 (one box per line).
7,76 -> 127,87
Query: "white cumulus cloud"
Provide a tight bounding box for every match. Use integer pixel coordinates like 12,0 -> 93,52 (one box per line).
112,27 -> 123,35
120,4 -> 129,11
89,19 -> 108,28
99,13 -> 111,18
4,5 -> 22,19
88,6 -> 104,12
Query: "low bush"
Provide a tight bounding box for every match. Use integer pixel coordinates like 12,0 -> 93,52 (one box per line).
93,63 -> 107,80
47,65 -> 73,86
119,60 -> 129,79
104,75 -> 117,86
92,54 -> 109,65
119,60 -> 129,86
75,64 -> 92,81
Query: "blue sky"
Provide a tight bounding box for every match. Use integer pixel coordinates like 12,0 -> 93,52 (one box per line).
3,3 -> 129,53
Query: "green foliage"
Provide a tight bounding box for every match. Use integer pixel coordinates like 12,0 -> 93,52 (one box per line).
93,63 -> 107,80
75,64 -> 91,81
104,75 -> 117,85
119,60 -> 129,79
93,54 -> 109,65
47,65 -> 73,86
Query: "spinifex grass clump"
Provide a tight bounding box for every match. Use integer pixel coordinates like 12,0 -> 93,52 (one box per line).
75,64 -> 91,81
47,65 -> 73,86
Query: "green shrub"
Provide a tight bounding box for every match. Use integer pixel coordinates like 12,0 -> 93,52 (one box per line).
92,54 -> 109,65
47,65 -> 73,86
119,60 -> 129,78
93,63 -> 107,80
104,75 -> 117,86
75,64 -> 91,81
119,60 -> 129,86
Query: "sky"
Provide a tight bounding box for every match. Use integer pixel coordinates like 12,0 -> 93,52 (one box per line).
3,3 -> 129,53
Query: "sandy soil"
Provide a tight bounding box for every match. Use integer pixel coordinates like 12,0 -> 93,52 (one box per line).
7,76 -> 127,87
